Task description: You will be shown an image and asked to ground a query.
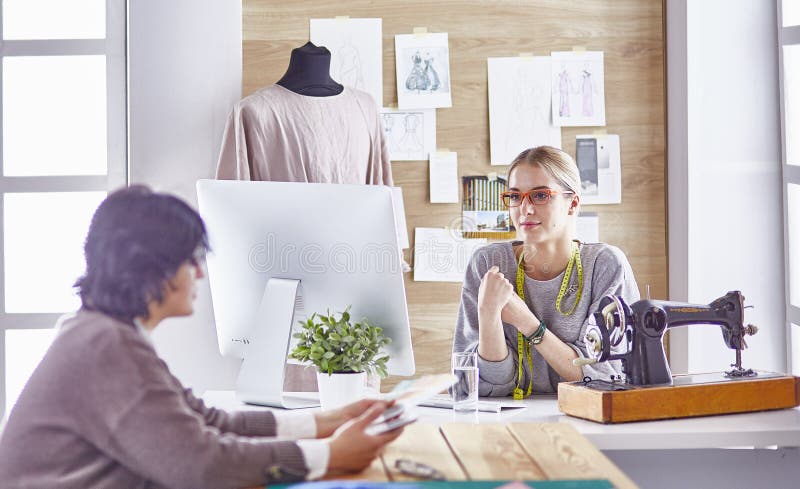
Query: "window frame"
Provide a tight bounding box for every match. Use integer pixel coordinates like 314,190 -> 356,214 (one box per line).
0,0 -> 127,418
779,1 -> 800,374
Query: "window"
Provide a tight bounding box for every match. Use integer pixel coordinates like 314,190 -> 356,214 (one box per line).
779,1 -> 800,375
784,0 -> 800,27
0,0 -> 126,418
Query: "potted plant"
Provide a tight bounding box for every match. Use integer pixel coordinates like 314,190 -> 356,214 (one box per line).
289,307 -> 391,410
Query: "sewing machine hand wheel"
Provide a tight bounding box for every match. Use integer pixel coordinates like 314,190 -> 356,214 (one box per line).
584,295 -> 631,362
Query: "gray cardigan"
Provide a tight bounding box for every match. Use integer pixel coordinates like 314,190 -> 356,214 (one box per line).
0,309 -> 308,489
453,241 -> 640,396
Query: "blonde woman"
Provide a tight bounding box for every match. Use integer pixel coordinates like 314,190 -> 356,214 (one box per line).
453,146 -> 640,397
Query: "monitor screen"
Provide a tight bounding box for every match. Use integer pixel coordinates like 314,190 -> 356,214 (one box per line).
197,180 -> 415,402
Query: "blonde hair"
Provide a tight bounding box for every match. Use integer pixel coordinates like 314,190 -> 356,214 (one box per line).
507,146 -> 581,196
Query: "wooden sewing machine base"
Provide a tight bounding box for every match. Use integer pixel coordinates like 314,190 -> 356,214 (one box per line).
558,373 -> 800,423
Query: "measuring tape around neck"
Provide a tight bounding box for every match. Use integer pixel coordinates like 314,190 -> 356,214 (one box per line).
513,241 -> 583,400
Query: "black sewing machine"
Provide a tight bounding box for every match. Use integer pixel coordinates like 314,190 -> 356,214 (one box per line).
559,291 -> 799,423
574,290 -> 759,386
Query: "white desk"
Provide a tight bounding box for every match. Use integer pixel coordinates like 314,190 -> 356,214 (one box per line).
202,390 -> 800,450
202,390 -> 800,488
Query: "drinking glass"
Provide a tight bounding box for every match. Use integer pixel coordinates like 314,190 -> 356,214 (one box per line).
451,351 -> 478,412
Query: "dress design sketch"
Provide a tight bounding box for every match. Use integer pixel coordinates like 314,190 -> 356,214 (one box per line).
581,70 -> 594,117
405,51 -> 441,92
397,113 -> 424,152
337,38 -> 365,90
424,54 -> 440,91
558,69 -> 571,117
406,51 -> 429,91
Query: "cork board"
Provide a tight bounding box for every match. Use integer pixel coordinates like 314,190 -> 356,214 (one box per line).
242,0 -> 666,387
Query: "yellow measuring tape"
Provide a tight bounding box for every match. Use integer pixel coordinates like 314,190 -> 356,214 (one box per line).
513,241 -> 583,400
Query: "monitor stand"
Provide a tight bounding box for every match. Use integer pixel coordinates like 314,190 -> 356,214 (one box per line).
235,278 -> 320,409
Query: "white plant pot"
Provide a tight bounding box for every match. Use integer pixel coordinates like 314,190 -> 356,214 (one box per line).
316,371 -> 367,411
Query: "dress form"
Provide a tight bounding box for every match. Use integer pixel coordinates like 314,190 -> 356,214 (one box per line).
276,42 -> 344,97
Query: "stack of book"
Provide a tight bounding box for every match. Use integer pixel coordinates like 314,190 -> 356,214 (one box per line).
461,176 -> 515,239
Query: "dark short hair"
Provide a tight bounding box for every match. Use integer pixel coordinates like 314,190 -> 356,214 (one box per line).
74,185 -> 209,323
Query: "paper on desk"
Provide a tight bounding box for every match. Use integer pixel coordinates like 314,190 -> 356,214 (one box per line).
384,373 -> 458,406
429,151 -> 458,203
413,227 -> 487,282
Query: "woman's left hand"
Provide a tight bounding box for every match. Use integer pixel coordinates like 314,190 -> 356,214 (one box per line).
314,399 -> 394,438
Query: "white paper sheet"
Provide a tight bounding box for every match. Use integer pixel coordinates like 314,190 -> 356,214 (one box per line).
576,212 -> 600,243
429,151 -> 458,203
391,186 -> 410,249
395,32 -> 452,109
310,18 -> 383,106
488,56 -> 561,166
380,107 -> 436,161
551,51 -> 606,127
575,134 -> 621,204
413,228 -> 487,282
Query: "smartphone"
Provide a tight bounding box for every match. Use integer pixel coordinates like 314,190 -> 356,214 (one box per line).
367,411 -> 418,436
377,403 -> 405,422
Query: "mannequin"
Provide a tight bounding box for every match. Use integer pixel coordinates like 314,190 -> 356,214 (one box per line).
276,42 -> 344,97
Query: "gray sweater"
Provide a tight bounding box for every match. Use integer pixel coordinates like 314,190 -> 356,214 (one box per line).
453,241 -> 640,396
0,309 -> 308,489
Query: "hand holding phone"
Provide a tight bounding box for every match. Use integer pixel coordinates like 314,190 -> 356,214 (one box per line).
367,409 -> 417,435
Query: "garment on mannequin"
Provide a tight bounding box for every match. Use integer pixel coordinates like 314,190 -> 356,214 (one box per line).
276,42 -> 344,97
215,42 -> 391,186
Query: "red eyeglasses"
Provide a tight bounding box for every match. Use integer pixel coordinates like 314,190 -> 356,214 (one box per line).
501,188 -> 574,207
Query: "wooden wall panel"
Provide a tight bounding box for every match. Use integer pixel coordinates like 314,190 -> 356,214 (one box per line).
243,0 -> 666,388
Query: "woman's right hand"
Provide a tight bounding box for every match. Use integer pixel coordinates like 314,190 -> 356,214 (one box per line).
478,266 -> 514,316
326,403 -> 404,474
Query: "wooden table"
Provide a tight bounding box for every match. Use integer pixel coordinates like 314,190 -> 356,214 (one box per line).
327,423 -> 637,489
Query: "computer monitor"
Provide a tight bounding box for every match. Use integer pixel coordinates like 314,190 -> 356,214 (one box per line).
196,179 -> 415,408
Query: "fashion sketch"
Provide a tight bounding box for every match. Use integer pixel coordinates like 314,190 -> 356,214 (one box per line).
551,51 -> 606,126
488,56 -> 561,166
395,32 -> 452,109
383,113 -> 423,154
580,65 -> 596,117
336,36 -> 365,91
424,53 -> 441,90
557,66 -> 574,117
405,51 -> 429,90
405,51 -> 442,92
309,17 -> 383,106
380,108 -> 435,161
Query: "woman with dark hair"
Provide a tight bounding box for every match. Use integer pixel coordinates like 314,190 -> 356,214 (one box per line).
0,185 -> 402,489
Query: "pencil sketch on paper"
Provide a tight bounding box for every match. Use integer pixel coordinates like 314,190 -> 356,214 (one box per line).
551,51 -> 606,127
395,33 -> 452,109
335,36 -> 365,92
380,107 -> 436,161
402,47 -> 449,94
309,18 -> 383,106
487,56 -> 561,166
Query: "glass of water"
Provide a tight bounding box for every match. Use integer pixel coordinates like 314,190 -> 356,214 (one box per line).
451,351 -> 478,412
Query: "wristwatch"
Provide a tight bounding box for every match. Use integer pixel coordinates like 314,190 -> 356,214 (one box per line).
524,321 -> 547,345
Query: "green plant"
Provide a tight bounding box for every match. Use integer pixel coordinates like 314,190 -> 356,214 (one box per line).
289,307 -> 391,377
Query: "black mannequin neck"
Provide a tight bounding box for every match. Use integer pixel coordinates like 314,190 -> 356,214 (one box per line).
276,42 -> 344,97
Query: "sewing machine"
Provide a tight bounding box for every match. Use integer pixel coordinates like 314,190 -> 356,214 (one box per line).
576,290 -> 759,385
558,291 -> 800,423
